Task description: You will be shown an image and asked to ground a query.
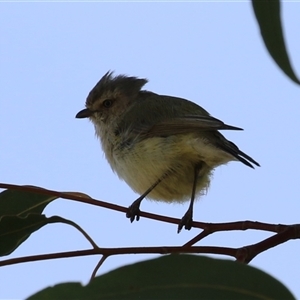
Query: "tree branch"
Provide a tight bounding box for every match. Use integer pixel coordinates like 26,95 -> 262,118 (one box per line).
1,182 -> 299,268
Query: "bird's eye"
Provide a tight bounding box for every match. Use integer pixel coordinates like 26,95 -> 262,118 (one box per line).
103,99 -> 113,108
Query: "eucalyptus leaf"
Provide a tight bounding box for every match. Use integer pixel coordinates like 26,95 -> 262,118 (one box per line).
0,187 -> 57,217
27,254 -> 295,300
252,0 -> 300,84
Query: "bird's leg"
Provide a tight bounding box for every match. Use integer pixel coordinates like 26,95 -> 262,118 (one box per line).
178,162 -> 203,233
126,175 -> 165,222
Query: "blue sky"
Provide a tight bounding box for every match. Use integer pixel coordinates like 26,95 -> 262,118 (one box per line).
1,2 -> 300,299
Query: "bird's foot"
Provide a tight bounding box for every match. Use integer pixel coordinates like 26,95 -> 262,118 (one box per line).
126,199 -> 141,222
178,210 -> 193,233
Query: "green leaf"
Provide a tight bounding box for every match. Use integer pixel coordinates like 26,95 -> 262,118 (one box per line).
0,214 -> 66,256
0,188 -> 97,255
0,214 -> 48,256
0,187 -> 57,217
27,254 -> 295,300
0,213 -> 97,256
252,0 -> 300,84
0,188 -> 59,255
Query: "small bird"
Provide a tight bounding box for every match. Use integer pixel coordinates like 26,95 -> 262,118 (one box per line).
76,71 -> 260,232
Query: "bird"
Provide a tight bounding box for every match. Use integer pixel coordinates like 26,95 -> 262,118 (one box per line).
76,71 -> 260,232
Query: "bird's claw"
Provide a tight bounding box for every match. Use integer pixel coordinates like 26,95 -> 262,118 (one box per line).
126,202 -> 141,222
178,212 -> 193,233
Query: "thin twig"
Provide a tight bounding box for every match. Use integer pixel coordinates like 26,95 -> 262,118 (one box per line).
185,221 -> 287,247
0,246 -> 236,268
90,255 -> 108,282
236,224 -> 300,263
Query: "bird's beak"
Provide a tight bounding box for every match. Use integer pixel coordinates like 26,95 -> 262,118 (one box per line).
75,108 -> 94,119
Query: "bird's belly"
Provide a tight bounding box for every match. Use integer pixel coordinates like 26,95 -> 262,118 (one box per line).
109,135 -> 223,202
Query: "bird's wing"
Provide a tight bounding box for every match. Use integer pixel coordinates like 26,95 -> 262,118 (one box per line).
143,115 -> 242,139
118,93 -> 242,142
